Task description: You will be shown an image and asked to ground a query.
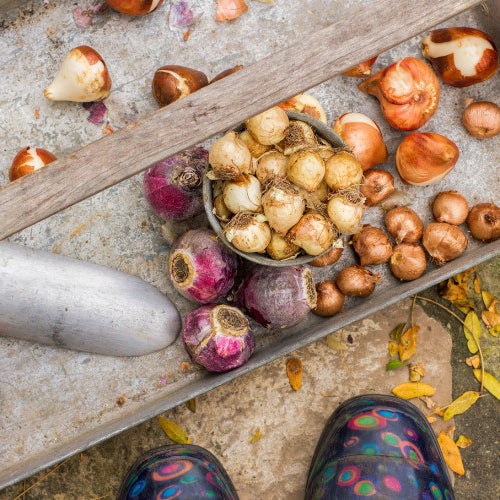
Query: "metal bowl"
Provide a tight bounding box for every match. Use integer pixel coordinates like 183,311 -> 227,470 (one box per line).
203,110 -> 346,266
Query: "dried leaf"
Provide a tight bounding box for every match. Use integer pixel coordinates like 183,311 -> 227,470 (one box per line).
440,279 -> 467,302
392,382 -> 435,400
326,334 -> 345,350
432,407 -> 445,416
473,369 -> 500,400
116,393 -> 126,406
454,269 -> 475,284
386,359 -> 405,371
474,275 -> 481,294
463,311 -> 481,354
158,417 -> 190,444
286,358 -> 302,391
465,355 -> 480,369
482,310 -> 500,328
482,290 -> 496,310
420,395 -> 437,410
399,326 -> 419,362
438,432 -> 464,475
443,426 -> 455,439
488,299 -> 499,314
409,363 -> 425,382
83,101 -> 107,124
185,398 -> 196,413
451,299 -> 475,314
102,123 -> 114,135
489,325 -> 500,337
34,108 -> 40,119
389,323 -> 406,342
169,1 -> 201,43
388,342 -> 398,357
250,429 -> 261,443
443,391 -> 480,420
427,416 -> 438,423
180,361 -> 192,372
455,435 -> 472,449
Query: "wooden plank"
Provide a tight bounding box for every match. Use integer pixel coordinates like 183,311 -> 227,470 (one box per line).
0,0 -> 481,240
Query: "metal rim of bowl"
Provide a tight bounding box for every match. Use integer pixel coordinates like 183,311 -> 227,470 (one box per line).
203,110 -> 347,267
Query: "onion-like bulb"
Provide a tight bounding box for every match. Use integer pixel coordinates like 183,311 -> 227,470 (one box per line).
287,212 -> 336,256
336,266 -> 381,297
324,151 -> 363,191
213,194 -> 232,222
223,174 -> 261,213
467,203 -> 500,242
278,93 -> 327,124
287,150 -> 325,192
246,106 -> 289,145
360,169 -> 395,206
422,222 -> 468,265
309,239 -> 344,267
239,130 -> 271,158
262,180 -> 305,235
314,281 -> 345,317
277,120 -> 317,155
256,151 -> 288,184
462,100 -> 500,139
352,225 -> 392,266
327,190 -> 365,235
385,207 -> 423,244
432,191 -> 469,225
225,212 -> 271,253
390,243 -> 427,281
208,131 -> 253,180
396,132 -> 459,186
266,232 -> 300,260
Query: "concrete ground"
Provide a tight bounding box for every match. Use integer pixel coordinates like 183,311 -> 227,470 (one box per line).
1,257 -> 498,500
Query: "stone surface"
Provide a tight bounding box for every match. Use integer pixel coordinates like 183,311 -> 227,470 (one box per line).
0,300 -> 454,499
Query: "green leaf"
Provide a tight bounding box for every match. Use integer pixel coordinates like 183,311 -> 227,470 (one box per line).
463,311 -> 481,354
443,391 -> 480,420
390,323 -> 406,342
386,359 -> 406,371
473,370 -> 500,400
158,417 -> 190,444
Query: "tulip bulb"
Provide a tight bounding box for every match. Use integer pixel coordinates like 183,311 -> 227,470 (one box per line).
278,93 -> 327,124
358,57 -> 439,131
333,113 -> 388,171
45,46 -> 111,102
105,0 -> 164,16
9,147 -> 57,181
422,27 -> 498,87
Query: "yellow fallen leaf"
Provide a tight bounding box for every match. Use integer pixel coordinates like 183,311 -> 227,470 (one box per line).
409,363 -> 425,382
440,279 -> 467,302
453,268 -> 476,284
438,432 -> 464,475
443,391 -> 480,420
489,325 -> 500,337
420,395 -> 437,410
427,416 -> 438,423
388,341 -> 398,357
389,323 -> 406,341
392,382 -> 435,400
455,435 -> 472,449
399,326 -> 419,362
464,311 -> 481,354
482,290 -> 496,310
465,355 -> 480,369
488,298 -> 499,314
473,369 -> 500,400
326,334 -> 345,350
482,310 -> 500,328
250,429 -> 262,443
286,358 -> 302,391
474,275 -> 481,294
158,417 -> 190,444
433,407 -> 445,416
452,299 -> 475,315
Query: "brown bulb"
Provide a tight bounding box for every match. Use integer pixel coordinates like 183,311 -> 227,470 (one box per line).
314,281 -> 345,316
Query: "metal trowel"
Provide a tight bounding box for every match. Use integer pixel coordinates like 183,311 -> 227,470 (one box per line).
0,241 -> 181,356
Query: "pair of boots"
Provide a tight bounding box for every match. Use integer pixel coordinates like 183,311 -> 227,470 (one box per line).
117,395 -> 454,499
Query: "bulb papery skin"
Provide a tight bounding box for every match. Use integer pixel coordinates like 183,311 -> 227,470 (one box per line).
152,65 -> 208,108
278,93 -> 327,124
314,280 -> 345,317
360,169 -> 395,206
105,0 -> 164,15
324,151 -> 363,190
256,151 -> 288,184
462,101 -> 500,138
422,222 -> 468,265
169,228 -> 238,303
262,182 -> 305,235
208,131 -> 253,181
287,150 -> 325,192
246,107 -> 289,145
390,243 -> 427,281
309,240 -> 344,267
327,194 -> 364,235
182,304 -> 254,372
278,120 -> 317,155
223,174 -> 261,213
266,232 -> 300,260
396,132 -> 459,186
287,212 -> 335,256
44,46 -> 112,102
333,113 -> 388,171
216,0 -> 248,22
385,207 -> 423,244
422,27 -> 498,87
342,56 -> 378,78
225,213 -> 271,253
467,203 -> 500,242
352,225 -> 392,266
236,265 -> 317,329
358,57 -> 439,131
211,65 -> 244,83
432,190 -> 469,225
336,265 -> 381,297
144,147 -> 208,221
9,147 -> 57,181
239,130 -> 271,158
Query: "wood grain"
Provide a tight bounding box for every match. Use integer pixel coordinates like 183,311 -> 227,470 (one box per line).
0,0 -> 481,240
